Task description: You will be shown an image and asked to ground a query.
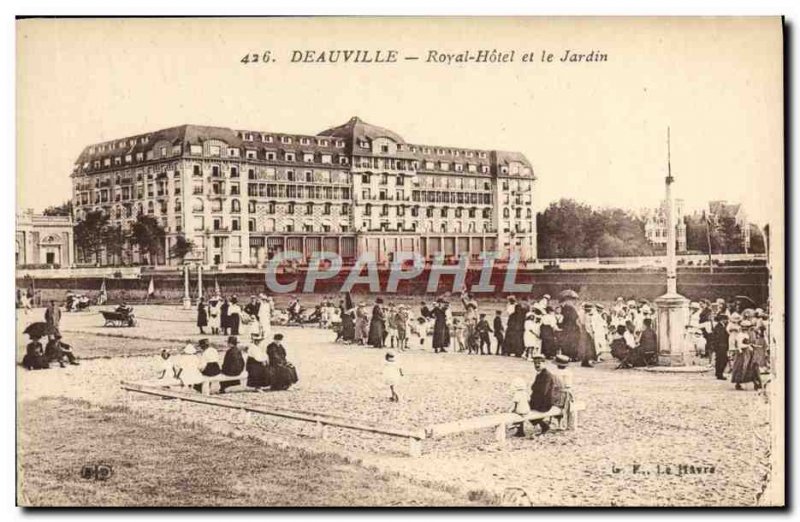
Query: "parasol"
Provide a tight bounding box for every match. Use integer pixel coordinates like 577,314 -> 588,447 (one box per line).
733,295 -> 757,307
23,322 -> 49,338
559,289 -> 579,300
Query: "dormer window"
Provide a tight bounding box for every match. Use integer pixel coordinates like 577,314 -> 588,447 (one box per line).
228,148 -> 240,157
336,140 -> 345,148
263,135 -> 273,143
300,137 -> 310,145
481,165 -> 490,174
478,152 -> 487,159
339,157 -> 349,165
281,136 -> 292,144
246,150 -> 257,159
285,152 -> 296,162
318,139 -> 328,147
303,153 -> 314,163
359,140 -> 369,148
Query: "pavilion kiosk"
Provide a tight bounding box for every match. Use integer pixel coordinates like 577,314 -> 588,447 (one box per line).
655,129 -> 690,366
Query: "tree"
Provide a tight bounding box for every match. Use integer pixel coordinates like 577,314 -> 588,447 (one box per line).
74,210 -> 109,265
129,214 -> 166,265
536,199 -> 654,258
169,234 -> 196,263
43,200 -> 73,218
105,225 -> 129,266
748,224 -> 766,254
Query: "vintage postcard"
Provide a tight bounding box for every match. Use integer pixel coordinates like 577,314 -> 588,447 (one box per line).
15,16 -> 785,507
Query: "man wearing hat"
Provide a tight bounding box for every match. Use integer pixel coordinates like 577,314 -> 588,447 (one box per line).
475,312 -> 493,355
220,336 -> 245,393
711,314 -> 730,380
44,333 -> 79,367
528,353 -> 557,435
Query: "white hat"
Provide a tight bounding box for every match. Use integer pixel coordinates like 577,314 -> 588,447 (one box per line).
183,344 -> 197,355
510,377 -> 526,391
627,300 -> 636,307
690,302 -> 700,309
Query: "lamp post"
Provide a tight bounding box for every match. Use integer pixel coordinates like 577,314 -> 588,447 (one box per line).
654,128 -> 690,366
182,263 -> 191,310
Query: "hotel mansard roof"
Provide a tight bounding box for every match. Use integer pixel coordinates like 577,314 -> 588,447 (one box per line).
72,118 -> 534,179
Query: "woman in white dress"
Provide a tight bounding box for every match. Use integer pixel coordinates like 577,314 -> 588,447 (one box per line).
208,296 -> 222,335
258,295 -> 273,339
173,344 -> 204,392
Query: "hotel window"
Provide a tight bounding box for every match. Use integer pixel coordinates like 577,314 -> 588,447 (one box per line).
306,202 -> 314,215
323,203 -> 331,215
228,148 -> 240,157
469,208 -> 477,218
501,166 -> 509,174
194,216 -> 204,230
248,200 -> 256,213
339,156 -> 349,165
103,158 -> 111,167
190,145 -> 202,155
248,219 -> 255,232
300,138 -> 310,145
286,170 -> 295,182
248,168 -> 256,180
455,164 -> 463,172
361,174 -> 370,183
318,139 -> 328,146
281,136 -> 292,144
381,145 -> 389,153
478,152 -> 487,159
425,161 -> 434,170
481,166 -> 490,174
336,140 -> 345,148
160,146 -> 167,157
341,203 -> 349,215
211,165 -> 220,177
364,204 -> 372,216
305,171 -> 313,182
147,201 -> 155,215
231,166 -> 239,178
125,154 -> 132,163
321,154 -> 332,164
304,224 -> 313,232
263,135 -> 273,143
267,202 -> 275,214
288,202 -> 295,214
211,199 -> 223,212
209,145 -> 220,156
303,153 -> 314,163
266,152 -> 276,161
285,152 -> 296,162
231,218 -> 240,231
231,199 -> 241,213
230,183 -> 240,195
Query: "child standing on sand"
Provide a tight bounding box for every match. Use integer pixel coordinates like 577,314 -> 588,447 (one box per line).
382,351 -> 404,402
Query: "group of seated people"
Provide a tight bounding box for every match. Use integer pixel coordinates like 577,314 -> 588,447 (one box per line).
65,292 -> 92,312
509,353 -> 574,436
22,333 -> 80,370
609,317 -> 658,368
159,333 -> 298,393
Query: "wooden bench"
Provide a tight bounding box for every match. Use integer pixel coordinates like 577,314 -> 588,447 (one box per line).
425,400 -> 586,444
128,371 -> 249,395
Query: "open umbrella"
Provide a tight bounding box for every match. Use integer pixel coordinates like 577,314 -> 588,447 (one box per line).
559,289 -> 579,300
734,295 -> 757,308
22,322 -> 49,338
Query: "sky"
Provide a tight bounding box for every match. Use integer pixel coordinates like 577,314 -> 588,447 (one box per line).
16,17 -> 783,225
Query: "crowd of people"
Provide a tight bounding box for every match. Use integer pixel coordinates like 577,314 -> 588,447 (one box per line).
196,293 -> 274,339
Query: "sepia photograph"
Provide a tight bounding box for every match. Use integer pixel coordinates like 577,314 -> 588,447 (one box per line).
13,16 -> 785,508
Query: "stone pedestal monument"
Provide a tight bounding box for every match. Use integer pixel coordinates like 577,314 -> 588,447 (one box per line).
655,128 -> 690,366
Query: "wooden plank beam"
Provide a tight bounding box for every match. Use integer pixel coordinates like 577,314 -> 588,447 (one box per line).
121,381 -> 425,440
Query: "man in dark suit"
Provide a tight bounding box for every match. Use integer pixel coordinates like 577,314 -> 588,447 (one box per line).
528,353 -> 556,434
712,314 -> 730,380
493,310 -> 505,355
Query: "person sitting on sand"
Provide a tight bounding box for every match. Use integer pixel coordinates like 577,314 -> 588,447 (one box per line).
44,334 -> 79,367
22,335 -> 48,370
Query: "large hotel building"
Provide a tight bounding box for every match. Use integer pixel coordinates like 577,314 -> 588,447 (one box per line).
71,117 -> 537,266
